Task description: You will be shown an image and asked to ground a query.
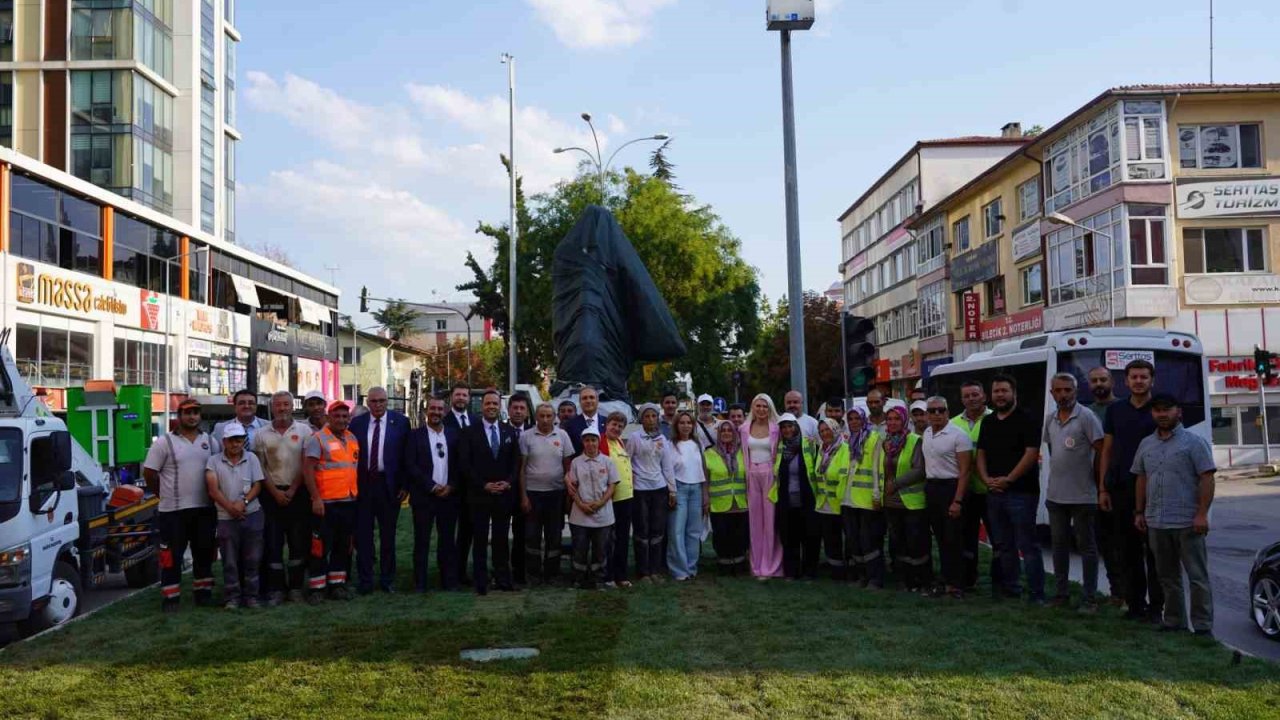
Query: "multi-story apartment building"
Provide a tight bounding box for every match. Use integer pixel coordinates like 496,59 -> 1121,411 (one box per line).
406,301 -> 493,351
838,131 -> 1029,397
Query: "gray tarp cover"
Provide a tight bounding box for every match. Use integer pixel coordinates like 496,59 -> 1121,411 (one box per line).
551,206 -> 686,402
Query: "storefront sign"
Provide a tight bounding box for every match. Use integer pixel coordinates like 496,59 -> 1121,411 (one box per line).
1208,357 -> 1280,394
250,319 -> 337,359
950,241 -> 1000,290
962,292 -> 980,341
1012,222 -> 1041,262
900,349 -> 920,378
920,355 -> 953,381
140,290 -> 162,330
875,359 -> 892,383
13,260 -> 130,319
979,307 -> 1043,342
1104,349 -> 1154,371
1185,274 -> 1280,305
1176,176 -> 1280,219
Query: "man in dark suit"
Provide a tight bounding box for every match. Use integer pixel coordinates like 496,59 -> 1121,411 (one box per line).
562,385 -> 605,457
350,386 -> 411,594
442,384 -> 480,585
459,388 -> 522,594
506,392 -> 534,585
405,394 -> 461,592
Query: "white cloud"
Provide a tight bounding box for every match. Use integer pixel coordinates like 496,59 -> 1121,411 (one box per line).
524,0 -> 676,49
607,114 -> 628,135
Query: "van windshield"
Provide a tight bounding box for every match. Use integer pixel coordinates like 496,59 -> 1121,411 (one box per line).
1057,350 -> 1207,428
0,428 -> 22,503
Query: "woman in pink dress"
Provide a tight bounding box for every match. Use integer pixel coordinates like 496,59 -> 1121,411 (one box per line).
741,393 -> 782,579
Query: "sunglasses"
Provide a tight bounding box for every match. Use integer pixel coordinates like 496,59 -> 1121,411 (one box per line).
436,442 -> 445,459
926,408 -> 948,414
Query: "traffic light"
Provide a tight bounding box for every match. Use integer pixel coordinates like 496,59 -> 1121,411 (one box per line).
731,370 -> 745,388
843,313 -> 877,396
359,286 -> 369,313
1255,346 -> 1276,384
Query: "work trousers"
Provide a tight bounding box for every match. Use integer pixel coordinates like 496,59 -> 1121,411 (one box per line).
925,480 -> 965,590
780,506 -> 821,579
1096,496 -> 1121,599
818,512 -> 846,580
216,511 -> 264,604
1047,501 -> 1099,601
525,490 -> 566,580
961,491 -> 1004,591
1109,478 -> 1164,615
632,488 -> 669,579
571,524 -> 611,588
157,506 -> 217,605
987,492 -> 1045,601
410,492 -> 460,591
356,477 -> 400,592
471,503 -> 514,591
843,507 -> 886,587
309,500 -> 357,591
885,506 -> 932,590
709,511 -> 749,572
1149,527 -> 1213,632
666,482 -> 704,580
605,498 -> 634,583
261,487 -> 310,595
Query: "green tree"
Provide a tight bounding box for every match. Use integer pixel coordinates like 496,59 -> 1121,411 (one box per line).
460,156 -> 760,399
371,300 -> 422,341
743,292 -> 844,407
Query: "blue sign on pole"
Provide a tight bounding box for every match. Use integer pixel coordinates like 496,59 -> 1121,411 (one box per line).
713,397 -> 727,413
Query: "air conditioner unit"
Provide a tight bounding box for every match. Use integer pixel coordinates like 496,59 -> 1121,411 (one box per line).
766,0 -> 815,31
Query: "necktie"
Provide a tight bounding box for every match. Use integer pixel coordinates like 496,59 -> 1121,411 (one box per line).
370,417 -> 382,472
488,424 -> 499,459
461,413 -> 469,428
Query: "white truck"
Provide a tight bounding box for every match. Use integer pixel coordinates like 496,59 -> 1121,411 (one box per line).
0,332 -> 159,639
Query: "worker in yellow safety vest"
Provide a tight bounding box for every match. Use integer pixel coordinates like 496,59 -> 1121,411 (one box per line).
704,420 -> 749,574
302,399 -> 360,604
769,414 -> 821,579
840,407 -> 883,587
878,406 -> 930,593
813,417 -> 851,580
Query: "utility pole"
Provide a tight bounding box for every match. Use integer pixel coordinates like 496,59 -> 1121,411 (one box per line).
502,53 -> 518,395
780,29 -> 807,407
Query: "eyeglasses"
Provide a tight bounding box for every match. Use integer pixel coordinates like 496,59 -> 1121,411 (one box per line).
436,442 -> 445,459
926,408 -> 948,414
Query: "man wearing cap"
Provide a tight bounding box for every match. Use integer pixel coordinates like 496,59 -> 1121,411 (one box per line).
695,394 -> 718,449
909,401 -> 929,436
255,390 -> 314,605
1133,394 -> 1217,635
213,388 -> 268,453
205,422 -> 265,610
350,386 -> 411,594
143,397 -> 217,611
303,399 -> 361,602
303,390 -> 327,433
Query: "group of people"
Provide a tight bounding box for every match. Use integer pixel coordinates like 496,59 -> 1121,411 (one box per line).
141,364 -> 1217,635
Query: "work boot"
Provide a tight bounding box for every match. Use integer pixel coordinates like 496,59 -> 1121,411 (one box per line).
267,591 -> 285,607
160,599 -> 180,614
306,591 -> 324,606
287,589 -> 306,604
244,597 -> 261,610
328,585 -> 352,601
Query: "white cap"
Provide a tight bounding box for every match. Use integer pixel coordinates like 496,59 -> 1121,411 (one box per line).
910,400 -> 928,413
637,403 -> 661,417
303,390 -> 326,403
580,426 -> 601,438
777,412 -> 799,425
221,423 -> 247,439
696,393 -> 714,405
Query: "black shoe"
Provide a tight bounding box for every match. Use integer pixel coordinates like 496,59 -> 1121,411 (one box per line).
356,586 -> 374,596
476,586 -> 488,596
194,594 -> 214,608
306,591 -> 324,606
329,585 -> 352,601
160,599 -> 180,614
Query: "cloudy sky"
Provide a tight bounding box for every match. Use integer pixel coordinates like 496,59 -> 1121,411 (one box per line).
236,0 -> 1280,323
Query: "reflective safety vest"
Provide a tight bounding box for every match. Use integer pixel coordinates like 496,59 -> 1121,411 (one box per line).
951,412 -> 989,494
313,426 -> 359,501
881,434 -> 925,511
813,442 -> 850,514
704,448 -> 747,513
842,433 -> 881,510
768,440 -> 819,504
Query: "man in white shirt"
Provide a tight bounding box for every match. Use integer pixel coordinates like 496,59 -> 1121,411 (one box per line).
784,389 -> 819,442
407,395 -> 462,592
519,403 -> 574,583
694,393 -> 718,449
922,396 -> 971,597
255,391 -> 315,605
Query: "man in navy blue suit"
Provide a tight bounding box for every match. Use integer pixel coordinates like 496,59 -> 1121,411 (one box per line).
350,386 -> 411,593
443,384 -> 480,584
562,385 -> 606,457
405,394 -> 462,592
459,388 -> 522,594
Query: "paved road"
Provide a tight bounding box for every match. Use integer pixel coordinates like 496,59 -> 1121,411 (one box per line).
1206,474 -> 1280,661
81,571 -> 143,614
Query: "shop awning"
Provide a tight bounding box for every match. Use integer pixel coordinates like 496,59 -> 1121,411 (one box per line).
231,275 -> 261,308
299,297 -> 331,326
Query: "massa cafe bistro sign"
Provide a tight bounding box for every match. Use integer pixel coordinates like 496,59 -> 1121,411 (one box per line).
14,261 -> 130,319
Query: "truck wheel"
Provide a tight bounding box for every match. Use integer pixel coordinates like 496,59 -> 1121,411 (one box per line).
20,561 -> 83,635
124,556 -> 158,588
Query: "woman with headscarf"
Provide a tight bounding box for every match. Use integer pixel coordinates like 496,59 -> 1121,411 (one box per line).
841,406 -> 880,585
627,403 -> 677,583
771,414 -> 821,580
741,393 -> 782,579
814,418 -> 850,580
704,419 -> 748,575
877,406 -> 930,593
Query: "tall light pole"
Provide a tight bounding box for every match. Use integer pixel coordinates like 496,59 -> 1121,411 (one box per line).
501,53 -> 518,395
161,246 -> 211,431
1047,212 -> 1116,327
553,115 -> 669,201
768,3 -> 815,407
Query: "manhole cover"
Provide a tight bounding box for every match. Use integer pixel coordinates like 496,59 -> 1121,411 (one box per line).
460,647 -> 540,662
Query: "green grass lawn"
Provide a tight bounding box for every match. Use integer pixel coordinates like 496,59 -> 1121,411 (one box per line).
2,509 -> 1278,720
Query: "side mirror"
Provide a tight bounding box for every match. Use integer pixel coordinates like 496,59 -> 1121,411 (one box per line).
29,432 -> 73,513
57,470 -> 77,492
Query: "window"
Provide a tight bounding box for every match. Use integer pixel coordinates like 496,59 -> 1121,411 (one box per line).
1241,406 -> 1280,446
1178,124 -> 1262,169
15,324 -> 93,388
1212,407 -> 1237,446
986,277 -> 1006,316
953,216 -> 970,252
1047,205 -> 1123,304
1021,263 -> 1043,306
224,137 -> 236,243
1127,204 -> 1168,285
114,212 -> 182,292
9,174 -> 104,277
1122,101 -> 1166,181
224,35 -> 236,126
953,290 -> 973,329
1017,177 -> 1040,222
1183,227 -> 1266,274
200,84 -> 215,233
70,70 -> 173,212
435,319 -> 447,331
916,216 -> 945,275
918,280 -> 947,339
0,2 -> 12,61
113,337 -> 168,388
342,347 -> 361,364
983,198 -> 1004,239
1044,101 -> 1166,213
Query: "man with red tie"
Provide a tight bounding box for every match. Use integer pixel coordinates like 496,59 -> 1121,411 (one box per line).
350,387 -> 411,594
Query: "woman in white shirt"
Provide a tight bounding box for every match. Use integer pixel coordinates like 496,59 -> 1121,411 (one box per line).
667,412 -> 709,581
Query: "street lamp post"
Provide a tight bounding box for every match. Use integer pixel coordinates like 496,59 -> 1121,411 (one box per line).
552,114 -> 668,201
161,246 -> 211,432
501,53 -> 518,395
1047,212 -> 1116,327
